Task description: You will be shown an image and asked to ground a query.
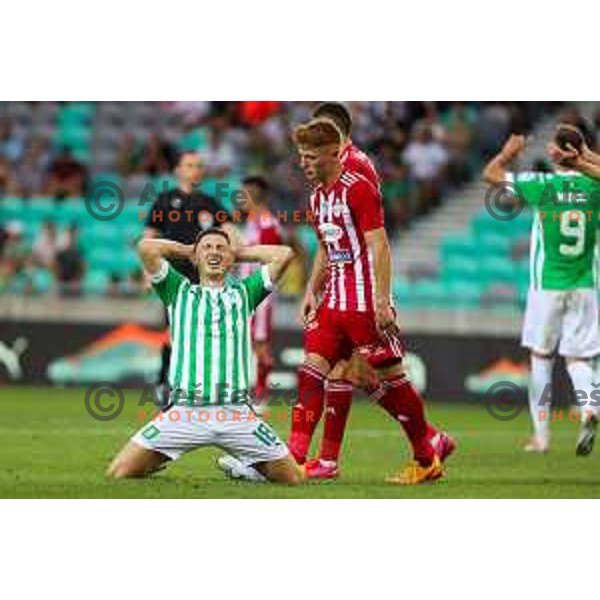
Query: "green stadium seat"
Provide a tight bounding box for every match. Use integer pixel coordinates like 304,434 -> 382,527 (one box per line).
178,128 -> 209,152
54,126 -> 92,152
83,271 -> 109,296
480,257 -> 518,285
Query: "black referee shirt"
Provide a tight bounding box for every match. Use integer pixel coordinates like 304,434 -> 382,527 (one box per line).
145,187 -> 229,282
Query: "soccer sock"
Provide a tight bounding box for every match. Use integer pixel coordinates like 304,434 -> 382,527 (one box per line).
376,374 -> 434,466
529,356 -> 553,441
288,364 -> 326,465
320,379 -> 354,463
566,360 -> 599,422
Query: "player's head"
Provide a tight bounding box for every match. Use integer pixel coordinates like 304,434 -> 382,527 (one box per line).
193,227 -> 234,281
293,118 -> 343,184
175,151 -> 204,187
241,175 -> 270,213
312,102 -> 353,142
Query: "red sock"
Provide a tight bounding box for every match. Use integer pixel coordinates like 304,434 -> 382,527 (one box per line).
254,359 -> 272,402
288,365 -> 326,465
320,379 -> 353,463
375,375 -> 434,466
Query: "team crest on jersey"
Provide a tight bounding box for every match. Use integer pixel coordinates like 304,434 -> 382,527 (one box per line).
170,197 -> 183,209
319,222 -> 343,243
199,212 -> 215,229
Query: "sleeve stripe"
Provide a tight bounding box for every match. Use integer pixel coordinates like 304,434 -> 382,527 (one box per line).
260,265 -> 273,291
149,260 -> 169,284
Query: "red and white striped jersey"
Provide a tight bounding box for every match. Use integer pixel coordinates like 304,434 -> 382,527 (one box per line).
341,143 -> 381,191
309,169 -> 385,313
240,211 -> 283,278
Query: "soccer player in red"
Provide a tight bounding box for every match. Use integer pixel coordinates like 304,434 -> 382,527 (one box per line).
289,118 -> 451,484
239,176 -> 283,404
302,103 -> 455,480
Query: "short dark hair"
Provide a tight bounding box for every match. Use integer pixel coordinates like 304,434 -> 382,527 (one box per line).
242,175 -> 270,194
194,227 -> 230,249
313,102 -> 353,138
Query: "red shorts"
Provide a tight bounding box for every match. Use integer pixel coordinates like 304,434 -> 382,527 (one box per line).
252,296 -> 274,343
304,306 -> 404,369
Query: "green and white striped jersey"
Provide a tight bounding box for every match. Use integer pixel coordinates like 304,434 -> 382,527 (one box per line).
510,172 -> 600,290
151,260 -> 272,404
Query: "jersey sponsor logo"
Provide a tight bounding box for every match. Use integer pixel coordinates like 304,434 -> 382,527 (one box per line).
319,222 -> 343,243
329,249 -> 353,263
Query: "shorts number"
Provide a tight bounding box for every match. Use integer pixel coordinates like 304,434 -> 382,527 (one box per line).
559,210 -> 586,257
254,422 -> 278,447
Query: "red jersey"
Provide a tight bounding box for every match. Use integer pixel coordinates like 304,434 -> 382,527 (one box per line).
341,143 -> 381,191
240,211 -> 283,278
309,169 -> 384,313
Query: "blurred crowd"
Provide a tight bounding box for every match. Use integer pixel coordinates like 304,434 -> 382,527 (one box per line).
0,101 -> 569,297
0,220 -> 145,297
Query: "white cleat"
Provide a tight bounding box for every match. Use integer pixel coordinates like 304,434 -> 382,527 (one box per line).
216,455 -> 246,480
524,436 -> 549,453
576,415 -> 598,457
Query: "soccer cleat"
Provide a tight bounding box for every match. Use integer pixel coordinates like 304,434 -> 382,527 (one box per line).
216,455 -> 244,480
304,459 -> 340,480
430,432 -> 456,463
576,415 -> 598,457
524,436 -> 549,453
386,455 -> 444,485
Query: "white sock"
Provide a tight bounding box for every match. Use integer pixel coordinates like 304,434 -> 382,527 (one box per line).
529,356 -> 553,441
566,360 -> 599,422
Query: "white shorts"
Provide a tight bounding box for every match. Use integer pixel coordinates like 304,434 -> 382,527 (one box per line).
131,404 -> 289,465
521,289 -> 600,358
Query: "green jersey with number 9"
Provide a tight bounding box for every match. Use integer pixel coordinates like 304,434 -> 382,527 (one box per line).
510,171 -> 600,290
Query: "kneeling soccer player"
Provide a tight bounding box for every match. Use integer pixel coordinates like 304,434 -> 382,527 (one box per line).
107,229 -> 303,485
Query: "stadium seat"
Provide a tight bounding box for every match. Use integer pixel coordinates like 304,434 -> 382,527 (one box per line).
82,271 -> 109,296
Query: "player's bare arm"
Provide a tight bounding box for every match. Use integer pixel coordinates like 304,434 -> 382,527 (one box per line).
299,241 -> 327,324
547,141 -> 600,180
235,244 -> 294,284
482,134 -> 527,185
364,227 -> 395,332
137,238 -> 194,274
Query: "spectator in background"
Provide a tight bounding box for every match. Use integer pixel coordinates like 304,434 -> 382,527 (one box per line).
444,101 -> 478,184
378,142 -> 413,232
202,116 -> 237,178
56,224 -> 85,296
7,137 -> 51,197
0,157 -> 10,196
403,123 -> 448,214
116,133 -> 142,177
0,221 -> 29,291
0,118 -> 24,163
45,147 -> 88,198
141,133 -> 176,176
32,221 -> 59,269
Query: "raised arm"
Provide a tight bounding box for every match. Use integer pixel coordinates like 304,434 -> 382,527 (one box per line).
547,140 -> 600,180
482,134 -> 527,185
137,238 -> 194,275
236,244 -> 294,284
